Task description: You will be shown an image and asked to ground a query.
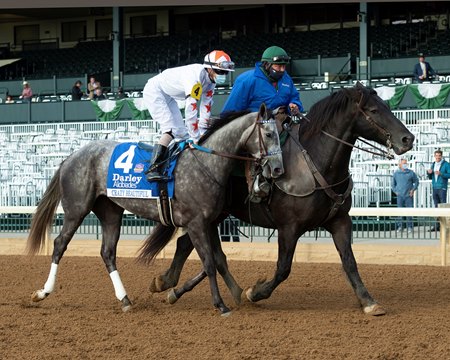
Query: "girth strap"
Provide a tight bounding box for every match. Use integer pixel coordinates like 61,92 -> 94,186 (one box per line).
157,185 -> 175,227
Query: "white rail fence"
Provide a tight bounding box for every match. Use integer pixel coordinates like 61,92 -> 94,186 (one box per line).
1,206 -> 450,266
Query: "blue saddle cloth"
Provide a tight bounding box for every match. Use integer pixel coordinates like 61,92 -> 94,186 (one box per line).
106,142 -> 186,199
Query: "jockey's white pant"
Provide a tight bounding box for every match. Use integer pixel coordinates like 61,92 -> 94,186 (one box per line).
143,77 -> 189,140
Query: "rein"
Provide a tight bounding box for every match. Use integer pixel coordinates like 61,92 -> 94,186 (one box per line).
187,113 -> 281,162
187,112 -> 280,187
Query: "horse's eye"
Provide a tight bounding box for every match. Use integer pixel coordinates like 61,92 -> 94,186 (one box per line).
265,132 -> 273,138
369,107 -> 378,114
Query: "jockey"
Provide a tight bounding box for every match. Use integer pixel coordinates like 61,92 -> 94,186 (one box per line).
221,45 -> 303,116
143,50 -> 235,181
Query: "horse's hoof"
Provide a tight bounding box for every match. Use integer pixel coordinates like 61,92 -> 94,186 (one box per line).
149,276 -> 165,293
31,289 -> 48,302
122,304 -> 132,312
121,295 -> 133,312
363,303 -> 386,316
167,288 -> 178,304
149,278 -> 158,293
221,310 -> 232,318
245,287 -> 255,302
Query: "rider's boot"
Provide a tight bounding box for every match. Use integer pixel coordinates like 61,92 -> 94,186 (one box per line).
145,144 -> 169,182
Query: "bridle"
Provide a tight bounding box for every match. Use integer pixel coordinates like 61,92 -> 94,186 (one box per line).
188,111 -> 282,186
302,91 -> 394,160
189,111 -> 281,162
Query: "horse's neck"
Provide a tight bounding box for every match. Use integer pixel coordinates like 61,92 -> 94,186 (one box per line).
301,122 -> 354,181
207,115 -> 253,154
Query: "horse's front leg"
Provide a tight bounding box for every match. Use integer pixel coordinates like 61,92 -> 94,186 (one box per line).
246,226 -> 300,302
95,204 -> 132,312
149,229 -> 194,293
168,224 -> 243,306
324,213 -> 386,316
187,221 -> 231,315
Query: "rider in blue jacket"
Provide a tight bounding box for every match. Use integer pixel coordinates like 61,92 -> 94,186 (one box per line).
221,46 -> 303,116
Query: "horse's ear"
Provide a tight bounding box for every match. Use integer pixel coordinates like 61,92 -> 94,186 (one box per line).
355,81 -> 364,90
258,102 -> 268,119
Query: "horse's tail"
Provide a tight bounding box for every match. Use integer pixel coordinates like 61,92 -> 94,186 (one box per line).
26,166 -> 62,255
137,223 -> 176,264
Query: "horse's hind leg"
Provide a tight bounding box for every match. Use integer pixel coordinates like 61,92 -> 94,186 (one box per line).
149,229 -> 194,293
93,197 -> 131,312
324,214 -> 386,316
31,213 -> 87,302
245,225 -> 300,303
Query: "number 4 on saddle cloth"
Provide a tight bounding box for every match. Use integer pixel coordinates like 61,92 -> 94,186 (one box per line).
106,141 -> 186,199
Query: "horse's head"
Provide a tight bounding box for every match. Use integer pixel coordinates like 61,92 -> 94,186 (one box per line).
243,103 -> 284,179
352,82 -> 414,155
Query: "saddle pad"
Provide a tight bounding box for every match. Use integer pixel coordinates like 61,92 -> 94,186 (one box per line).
106,142 -> 184,199
274,135 -> 316,197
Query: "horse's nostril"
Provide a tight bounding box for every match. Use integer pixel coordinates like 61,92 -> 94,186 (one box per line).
403,135 -> 414,146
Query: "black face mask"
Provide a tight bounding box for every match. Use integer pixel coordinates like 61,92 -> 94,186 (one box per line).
269,67 -> 284,82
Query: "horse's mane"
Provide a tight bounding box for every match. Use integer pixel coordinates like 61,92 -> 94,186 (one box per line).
301,86 -> 372,138
199,110 -> 251,144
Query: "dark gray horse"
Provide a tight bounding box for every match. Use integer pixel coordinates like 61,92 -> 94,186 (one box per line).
139,83 -> 415,316
26,103 -> 284,315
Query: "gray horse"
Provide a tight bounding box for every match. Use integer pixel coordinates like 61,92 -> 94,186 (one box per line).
26,103 -> 284,315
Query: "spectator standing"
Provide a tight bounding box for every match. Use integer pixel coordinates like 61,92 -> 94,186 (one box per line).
71,80 -> 84,101
19,81 -> 33,101
413,53 -> 437,83
143,50 -> 234,181
427,149 -> 450,231
391,158 -> 419,234
87,76 -> 99,99
221,45 -> 303,116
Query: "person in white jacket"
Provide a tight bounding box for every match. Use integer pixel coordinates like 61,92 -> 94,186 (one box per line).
143,50 -> 234,181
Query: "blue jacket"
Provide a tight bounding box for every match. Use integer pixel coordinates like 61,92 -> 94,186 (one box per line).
413,61 -> 436,82
221,62 -> 303,115
391,168 -> 419,197
428,160 -> 450,189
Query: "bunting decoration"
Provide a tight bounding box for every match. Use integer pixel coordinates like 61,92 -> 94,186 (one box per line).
91,99 -> 126,121
374,85 -> 408,109
408,83 -> 450,109
126,98 -> 151,120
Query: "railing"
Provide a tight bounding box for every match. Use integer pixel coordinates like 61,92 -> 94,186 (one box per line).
1,206 -> 449,265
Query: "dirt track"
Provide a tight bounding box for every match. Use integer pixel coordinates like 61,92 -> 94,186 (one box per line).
1,255 -> 450,359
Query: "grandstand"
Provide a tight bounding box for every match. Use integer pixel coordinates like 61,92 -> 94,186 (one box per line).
0,3 -> 449,239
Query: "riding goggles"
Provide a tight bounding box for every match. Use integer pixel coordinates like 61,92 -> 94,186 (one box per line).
205,61 -> 235,72
267,55 -> 291,64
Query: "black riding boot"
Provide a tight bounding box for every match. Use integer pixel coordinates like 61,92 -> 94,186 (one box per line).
146,144 -> 169,181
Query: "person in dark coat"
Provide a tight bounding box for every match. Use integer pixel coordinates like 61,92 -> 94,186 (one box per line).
71,80 -> 84,101
413,54 -> 436,83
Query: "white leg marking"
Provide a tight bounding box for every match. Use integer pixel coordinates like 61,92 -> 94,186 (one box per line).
43,263 -> 59,294
109,270 -> 127,301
